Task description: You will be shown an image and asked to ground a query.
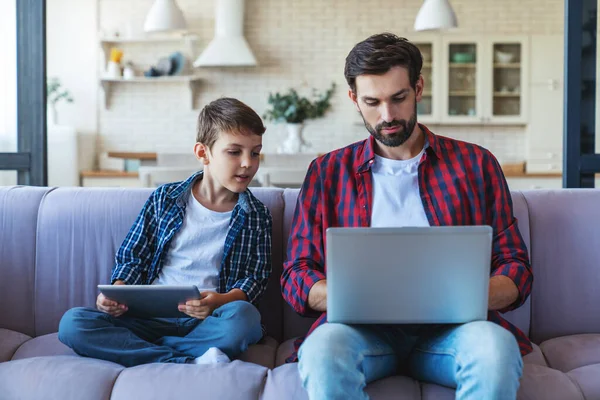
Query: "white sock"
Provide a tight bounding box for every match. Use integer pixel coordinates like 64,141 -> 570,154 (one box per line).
192,347 -> 231,365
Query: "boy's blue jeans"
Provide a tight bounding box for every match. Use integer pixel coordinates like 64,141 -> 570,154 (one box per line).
298,321 -> 523,400
58,300 -> 262,367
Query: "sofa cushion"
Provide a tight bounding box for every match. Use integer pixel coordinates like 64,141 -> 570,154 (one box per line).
501,191 -> 532,337
249,187 -> 285,343
567,364 -> 600,399
10,331 -> 277,369
276,338 -> 296,367
523,343 -> 547,367
0,355 -> 124,400
0,186 -> 51,337
522,190 -> 600,344
34,187 -> 153,336
0,328 -> 31,362
540,334 -> 600,372
421,384 -> 454,399
364,376 -> 421,399
517,364 -> 584,400
110,360 -> 267,400
11,333 -> 75,360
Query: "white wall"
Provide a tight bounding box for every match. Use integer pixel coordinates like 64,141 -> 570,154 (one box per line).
47,0 -> 98,171
93,0 -> 564,164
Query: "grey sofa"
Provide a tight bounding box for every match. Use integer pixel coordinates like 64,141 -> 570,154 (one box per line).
1,185 -> 599,400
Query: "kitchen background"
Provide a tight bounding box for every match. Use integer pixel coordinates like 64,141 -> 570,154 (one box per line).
0,0 -> 586,188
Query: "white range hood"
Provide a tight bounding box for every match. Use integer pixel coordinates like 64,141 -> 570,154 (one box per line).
193,0 -> 257,67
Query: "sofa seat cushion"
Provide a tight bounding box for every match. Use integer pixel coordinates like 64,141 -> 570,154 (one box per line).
11,332 -> 75,360
540,334 -> 600,372
0,355 -> 124,400
0,328 -> 31,362
518,364 -> 585,400
10,331 -> 277,368
523,343 -> 547,367
567,364 -> 600,399
110,360 -> 267,400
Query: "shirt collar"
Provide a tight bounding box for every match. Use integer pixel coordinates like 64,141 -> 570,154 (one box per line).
356,123 -> 440,173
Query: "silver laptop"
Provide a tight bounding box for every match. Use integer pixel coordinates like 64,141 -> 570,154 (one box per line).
326,226 -> 492,324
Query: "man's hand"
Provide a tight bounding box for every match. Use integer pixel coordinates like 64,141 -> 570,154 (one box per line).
179,292 -> 225,320
308,280 -> 327,312
96,280 -> 127,317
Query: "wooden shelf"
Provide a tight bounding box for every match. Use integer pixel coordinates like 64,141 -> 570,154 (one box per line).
494,63 -> 521,68
107,152 -> 157,160
449,91 -> 476,96
80,170 -> 139,178
493,92 -> 521,97
99,75 -> 202,109
449,63 -> 476,68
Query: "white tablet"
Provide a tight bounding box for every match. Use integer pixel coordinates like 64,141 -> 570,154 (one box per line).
98,284 -> 202,318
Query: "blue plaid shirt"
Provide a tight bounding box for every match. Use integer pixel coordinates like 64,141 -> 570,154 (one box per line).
110,171 -> 273,305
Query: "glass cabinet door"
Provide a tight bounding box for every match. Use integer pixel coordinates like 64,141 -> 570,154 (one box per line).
490,40 -> 526,122
447,42 -> 478,119
414,41 -> 435,122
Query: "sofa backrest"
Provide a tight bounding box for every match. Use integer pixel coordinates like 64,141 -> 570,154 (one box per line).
0,186 -> 52,337
30,187 -> 287,342
522,189 -> 600,344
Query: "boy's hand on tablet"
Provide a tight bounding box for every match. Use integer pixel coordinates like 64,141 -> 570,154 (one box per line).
96,280 -> 128,317
179,292 -> 223,320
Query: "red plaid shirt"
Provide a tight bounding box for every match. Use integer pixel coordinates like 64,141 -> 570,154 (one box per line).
281,124 -> 533,363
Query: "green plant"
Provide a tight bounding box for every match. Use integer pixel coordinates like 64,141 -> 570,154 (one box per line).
47,77 -> 74,106
263,82 -> 336,124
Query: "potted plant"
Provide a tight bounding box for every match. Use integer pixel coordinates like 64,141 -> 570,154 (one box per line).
47,77 -> 74,126
263,83 -> 335,154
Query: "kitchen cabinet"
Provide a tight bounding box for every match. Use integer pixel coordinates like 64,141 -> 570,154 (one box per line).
440,35 -> 529,125
412,35 -> 529,125
525,35 -> 564,173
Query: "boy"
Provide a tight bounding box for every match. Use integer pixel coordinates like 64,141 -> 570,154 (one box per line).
59,98 -> 272,367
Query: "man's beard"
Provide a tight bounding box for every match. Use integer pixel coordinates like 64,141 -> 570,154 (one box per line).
360,102 -> 418,147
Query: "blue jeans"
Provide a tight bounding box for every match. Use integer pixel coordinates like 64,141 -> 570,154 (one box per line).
298,321 -> 523,400
58,300 -> 262,367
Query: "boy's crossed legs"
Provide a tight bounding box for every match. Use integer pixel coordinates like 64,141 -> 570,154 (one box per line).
58,300 -> 262,368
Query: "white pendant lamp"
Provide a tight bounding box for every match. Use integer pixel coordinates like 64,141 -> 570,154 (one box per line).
414,0 -> 458,31
144,0 -> 187,33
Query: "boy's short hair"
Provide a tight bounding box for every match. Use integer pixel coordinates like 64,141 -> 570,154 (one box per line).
196,98 -> 266,149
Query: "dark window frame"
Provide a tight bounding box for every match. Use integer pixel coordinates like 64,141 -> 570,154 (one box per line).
0,0 -> 47,186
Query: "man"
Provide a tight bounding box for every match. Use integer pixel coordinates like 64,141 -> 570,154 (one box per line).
281,33 -> 532,400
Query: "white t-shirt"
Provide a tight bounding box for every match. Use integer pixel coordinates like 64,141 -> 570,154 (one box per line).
370,144 -> 431,228
152,190 -> 232,291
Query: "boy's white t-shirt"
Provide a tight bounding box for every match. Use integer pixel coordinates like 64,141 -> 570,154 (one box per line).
152,189 -> 232,291
370,143 -> 431,228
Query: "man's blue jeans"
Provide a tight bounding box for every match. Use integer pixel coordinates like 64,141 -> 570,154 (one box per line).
58,300 -> 262,367
298,321 -> 523,400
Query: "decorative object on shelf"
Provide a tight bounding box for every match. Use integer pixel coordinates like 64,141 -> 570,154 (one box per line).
494,50 -> 514,64
144,51 -> 188,77
263,83 -> 336,154
123,62 -> 136,80
451,52 -> 474,63
47,77 -> 74,126
193,0 -> 257,67
105,47 -> 123,78
144,0 -> 187,33
414,0 -> 458,31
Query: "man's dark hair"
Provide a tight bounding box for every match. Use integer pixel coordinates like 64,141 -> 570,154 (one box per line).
344,33 -> 423,93
196,97 -> 266,149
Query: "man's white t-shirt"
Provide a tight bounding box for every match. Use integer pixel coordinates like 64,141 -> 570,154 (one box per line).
152,190 -> 231,291
370,143 -> 431,228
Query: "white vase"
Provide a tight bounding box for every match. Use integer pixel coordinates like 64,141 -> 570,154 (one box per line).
278,123 -> 309,154
47,105 -> 58,126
